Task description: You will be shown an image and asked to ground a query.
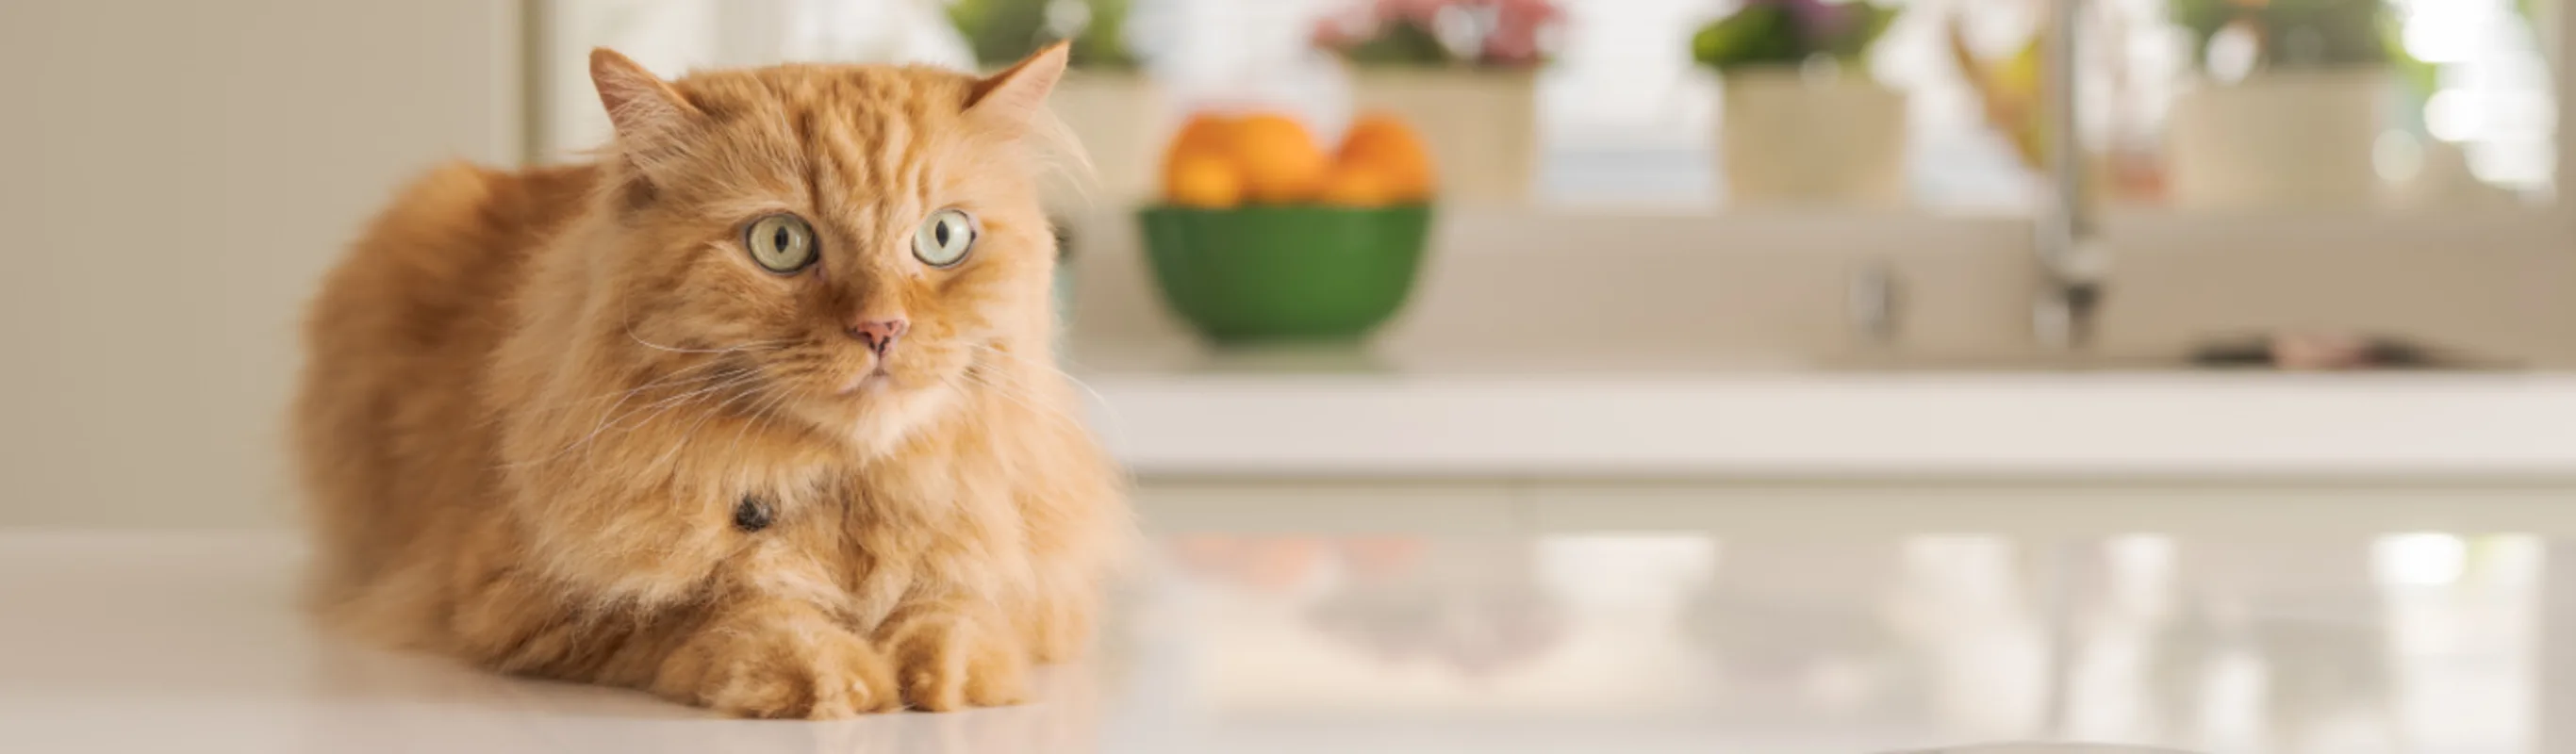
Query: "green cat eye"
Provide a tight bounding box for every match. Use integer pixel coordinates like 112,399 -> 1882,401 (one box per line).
912,208 -> 978,269
744,214 -> 817,274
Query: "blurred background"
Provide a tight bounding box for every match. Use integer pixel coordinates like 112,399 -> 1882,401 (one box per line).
9,2 -> 2576,751
6,0 -> 2568,526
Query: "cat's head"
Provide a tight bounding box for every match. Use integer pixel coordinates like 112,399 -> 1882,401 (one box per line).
580,46 -> 1073,453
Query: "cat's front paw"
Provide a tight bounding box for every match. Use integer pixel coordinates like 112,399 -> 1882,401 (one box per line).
881,609 -> 1030,712
653,609 -> 900,719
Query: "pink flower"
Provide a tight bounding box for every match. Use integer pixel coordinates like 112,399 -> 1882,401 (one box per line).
1313,0 -> 1563,67
1478,0 -> 1561,65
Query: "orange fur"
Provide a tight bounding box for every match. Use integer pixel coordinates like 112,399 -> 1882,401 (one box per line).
291,44 -> 1127,718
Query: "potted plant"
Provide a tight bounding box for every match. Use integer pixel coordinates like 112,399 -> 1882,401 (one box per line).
1693,0 -> 1905,205
949,0 -> 1162,203
2165,0 -> 2395,207
1313,0 -> 1561,205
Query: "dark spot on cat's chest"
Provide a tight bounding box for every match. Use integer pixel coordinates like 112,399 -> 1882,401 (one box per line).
734,496 -> 773,533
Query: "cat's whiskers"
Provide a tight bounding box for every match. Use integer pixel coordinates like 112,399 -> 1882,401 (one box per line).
952,362 -> 1085,433
962,343 -> 1115,427
494,334 -> 786,431
580,371 -> 764,468
649,378 -> 779,470
535,367 -> 762,467
548,362 -> 743,424
599,367 -> 767,437
599,368 -> 756,432
487,366 -> 736,470
475,357 -> 734,432
722,384 -> 800,459
625,330 -> 797,356
965,343 -> 1112,410
576,338 -> 796,434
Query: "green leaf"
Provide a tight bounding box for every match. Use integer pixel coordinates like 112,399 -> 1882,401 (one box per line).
1341,19 -> 1458,67
1691,3 -> 1900,73
2171,0 -> 2391,69
948,0 -> 1136,70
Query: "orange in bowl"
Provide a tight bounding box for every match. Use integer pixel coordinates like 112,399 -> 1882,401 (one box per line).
1224,113 -> 1329,204
1156,109 -> 1436,208
1163,114 -> 1237,189
1334,112 -> 1436,203
1165,153 -> 1246,208
1315,162 -> 1397,207
1167,113 -> 1236,156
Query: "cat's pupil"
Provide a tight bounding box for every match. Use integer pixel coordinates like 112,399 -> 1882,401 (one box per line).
934,221 -> 950,246
771,227 -> 791,251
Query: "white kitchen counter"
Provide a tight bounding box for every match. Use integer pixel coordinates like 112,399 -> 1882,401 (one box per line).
1080,351 -> 2576,480
13,516 -> 2576,754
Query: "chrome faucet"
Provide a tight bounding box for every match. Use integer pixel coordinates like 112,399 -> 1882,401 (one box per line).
2033,0 -> 2108,350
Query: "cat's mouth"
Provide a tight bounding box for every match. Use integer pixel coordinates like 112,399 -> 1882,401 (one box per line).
834,364 -> 893,396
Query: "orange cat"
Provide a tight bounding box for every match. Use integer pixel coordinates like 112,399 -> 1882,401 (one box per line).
291,44 -> 1127,718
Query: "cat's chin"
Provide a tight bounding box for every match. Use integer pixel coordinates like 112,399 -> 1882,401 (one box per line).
795,378 -> 962,458
834,369 -> 894,396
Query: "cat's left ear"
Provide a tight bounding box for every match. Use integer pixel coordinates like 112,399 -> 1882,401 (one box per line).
591,48 -> 700,161
964,41 -> 1069,130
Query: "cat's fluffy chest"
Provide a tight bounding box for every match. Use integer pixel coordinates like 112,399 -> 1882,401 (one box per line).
691,418 -> 1043,631
505,379 -> 1041,605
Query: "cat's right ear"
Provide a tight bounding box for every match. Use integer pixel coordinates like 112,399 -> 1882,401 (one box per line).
589,48 -> 697,162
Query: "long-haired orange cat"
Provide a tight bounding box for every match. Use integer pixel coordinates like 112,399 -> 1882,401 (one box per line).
291,44 -> 1126,718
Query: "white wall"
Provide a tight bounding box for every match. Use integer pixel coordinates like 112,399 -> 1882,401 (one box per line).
0,1 -> 521,526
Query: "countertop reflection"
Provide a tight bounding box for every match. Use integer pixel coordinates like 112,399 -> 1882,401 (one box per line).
5,526 -> 2569,754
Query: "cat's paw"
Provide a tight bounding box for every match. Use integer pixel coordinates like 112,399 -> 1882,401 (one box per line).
882,611 -> 1030,712
654,615 -> 900,719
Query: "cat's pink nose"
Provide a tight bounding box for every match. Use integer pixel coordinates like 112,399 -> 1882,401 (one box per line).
846,319 -> 907,355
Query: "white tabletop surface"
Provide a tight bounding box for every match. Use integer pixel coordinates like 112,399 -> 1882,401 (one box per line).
1072,344 -> 2576,479
8,511 -> 2576,754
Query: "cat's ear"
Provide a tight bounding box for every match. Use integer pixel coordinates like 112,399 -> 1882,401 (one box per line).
589,48 -> 697,152
964,41 -> 1069,129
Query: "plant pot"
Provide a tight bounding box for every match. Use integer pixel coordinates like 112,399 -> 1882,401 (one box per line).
1718,70 -> 1908,205
1348,69 -> 1539,205
1045,69 -> 1164,205
2167,67 -> 2387,208
1137,205 -> 1432,343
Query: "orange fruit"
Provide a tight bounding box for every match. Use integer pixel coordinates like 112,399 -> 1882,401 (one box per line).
1169,113 -> 1237,156
1315,163 -> 1396,207
1165,153 -> 1246,208
1335,112 -> 1436,202
1163,113 -> 1238,199
1164,114 -> 1235,167
1224,113 -> 1329,204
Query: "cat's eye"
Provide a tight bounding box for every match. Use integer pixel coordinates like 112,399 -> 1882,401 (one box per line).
912,208 -> 978,268
743,214 -> 817,274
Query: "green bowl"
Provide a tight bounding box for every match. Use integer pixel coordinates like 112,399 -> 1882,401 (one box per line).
1137,205 -> 1433,343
